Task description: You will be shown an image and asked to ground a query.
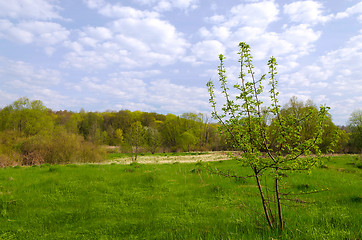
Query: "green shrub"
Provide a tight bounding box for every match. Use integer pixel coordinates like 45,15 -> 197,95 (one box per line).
18,128 -> 106,165
0,131 -> 23,167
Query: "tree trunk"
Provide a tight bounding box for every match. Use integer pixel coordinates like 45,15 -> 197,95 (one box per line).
254,169 -> 274,229
275,168 -> 283,231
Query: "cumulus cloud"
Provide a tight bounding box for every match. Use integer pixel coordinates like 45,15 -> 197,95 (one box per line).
278,31 -> 362,124
0,90 -> 20,107
196,0 -> 280,59
148,79 -> 209,113
83,0 -> 106,9
1,0 -> 360,125
0,0 -> 61,20
71,73 -> 209,114
194,1 -> 360,124
191,40 -> 225,61
0,57 -> 62,86
63,4 -> 189,69
335,2 -> 362,22
196,1 -> 321,63
0,20 -> 70,49
133,0 -> 198,12
0,57 -> 70,109
0,0 -> 69,54
281,24 -> 321,56
83,26 -> 113,41
283,1 -> 333,25
226,1 -> 279,29
205,15 -> 226,24
98,4 -> 160,18
80,76 -> 146,101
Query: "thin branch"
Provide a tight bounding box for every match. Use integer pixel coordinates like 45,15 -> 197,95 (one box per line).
279,189 -> 328,196
202,164 -> 259,180
245,48 -> 275,163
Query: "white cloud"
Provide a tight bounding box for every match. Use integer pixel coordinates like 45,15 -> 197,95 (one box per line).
1,0 -> 360,125
71,73 -> 209,114
277,31 -> 362,125
80,76 -> 146,100
195,1 -> 359,125
0,0 -> 61,20
63,5 -> 189,69
83,26 -> 112,40
281,24 -> 321,56
133,0 -> 198,12
209,26 -> 231,42
227,1 -> 279,29
0,90 -> 20,107
83,0 -> 106,9
283,1 -> 333,25
197,1 -> 322,65
148,79 -> 209,113
195,1 -> 285,63
154,1 -> 172,12
0,57 -> 71,109
191,40 -> 225,61
205,15 -> 226,24
0,20 -> 69,47
99,4 -> 160,18
335,2 -> 362,23
0,57 -> 62,86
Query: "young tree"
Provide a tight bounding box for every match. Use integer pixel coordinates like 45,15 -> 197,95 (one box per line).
160,114 -> 183,151
206,42 -> 330,231
144,127 -> 161,154
125,121 -> 145,161
348,109 -> 362,153
114,128 -> 124,146
179,130 -> 197,152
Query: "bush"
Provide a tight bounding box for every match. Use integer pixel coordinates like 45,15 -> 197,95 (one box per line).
19,128 -> 106,165
0,128 -> 104,166
0,131 -> 23,167
0,129 -> 106,167
0,152 -> 22,167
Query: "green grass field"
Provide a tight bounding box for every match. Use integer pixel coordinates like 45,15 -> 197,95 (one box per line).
0,155 -> 361,239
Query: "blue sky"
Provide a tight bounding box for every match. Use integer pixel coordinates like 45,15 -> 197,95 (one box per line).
0,0 -> 361,125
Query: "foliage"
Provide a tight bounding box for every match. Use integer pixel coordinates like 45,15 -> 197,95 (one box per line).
0,99 -> 105,166
206,42 -> 332,230
0,98 -> 224,166
144,127 -> 161,154
0,131 -> 23,167
19,127 -> 105,165
114,128 -> 124,145
54,109 -> 221,153
0,97 -> 53,136
125,121 -> 146,161
275,97 -> 342,153
348,109 -> 362,153
0,93 -> 351,168
180,130 -> 198,152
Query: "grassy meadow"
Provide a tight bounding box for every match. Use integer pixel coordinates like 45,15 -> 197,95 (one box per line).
0,154 -> 361,239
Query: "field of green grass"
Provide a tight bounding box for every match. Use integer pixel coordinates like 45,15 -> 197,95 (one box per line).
0,155 -> 361,239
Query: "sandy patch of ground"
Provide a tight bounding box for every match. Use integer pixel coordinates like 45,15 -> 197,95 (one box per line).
109,152 -> 230,165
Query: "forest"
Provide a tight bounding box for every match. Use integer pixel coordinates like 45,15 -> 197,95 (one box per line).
0,96 -> 360,167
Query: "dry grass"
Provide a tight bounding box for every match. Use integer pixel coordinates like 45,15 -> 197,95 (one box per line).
109,151 -> 229,165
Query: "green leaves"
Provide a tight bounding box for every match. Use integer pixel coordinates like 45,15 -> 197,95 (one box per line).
206,42 -> 336,231
0,97 -> 54,137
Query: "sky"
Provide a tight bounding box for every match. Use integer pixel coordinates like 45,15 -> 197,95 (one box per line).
0,0 -> 361,125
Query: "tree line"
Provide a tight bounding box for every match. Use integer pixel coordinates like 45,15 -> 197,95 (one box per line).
0,97 -> 360,166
